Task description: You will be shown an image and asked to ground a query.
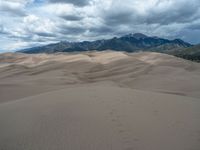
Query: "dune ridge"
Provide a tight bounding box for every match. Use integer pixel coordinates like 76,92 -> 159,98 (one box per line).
1,51 -> 200,101
0,51 -> 200,150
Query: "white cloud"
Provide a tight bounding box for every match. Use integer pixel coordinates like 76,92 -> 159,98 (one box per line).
23,14 -> 56,35
0,0 -> 200,51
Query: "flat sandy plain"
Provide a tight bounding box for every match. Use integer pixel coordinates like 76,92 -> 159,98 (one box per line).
0,51 -> 200,150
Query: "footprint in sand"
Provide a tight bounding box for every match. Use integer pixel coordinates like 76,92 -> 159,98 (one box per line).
133,138 -> 139,142
129,101 -> 133,104
118,129 -> 126,133
124,147 -> 134,150
106,103 -> 136,150
153,110 -> 159,115
111,118 -> 117,122
111,119 -> 135,150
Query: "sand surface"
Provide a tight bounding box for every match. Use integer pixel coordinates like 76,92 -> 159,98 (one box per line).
0,51 -> 200,150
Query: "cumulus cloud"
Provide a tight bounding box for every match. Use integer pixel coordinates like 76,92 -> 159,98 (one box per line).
100,0 -> 200,26
0,0 -> 33,16
0,0 -> 200,51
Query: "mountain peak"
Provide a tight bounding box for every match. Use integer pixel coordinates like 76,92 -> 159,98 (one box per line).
20,33 -> 192,54
172,39 -> 192,47
123,33 -> 148,39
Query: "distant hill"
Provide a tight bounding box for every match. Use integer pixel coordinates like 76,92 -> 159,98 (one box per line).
166,44 -> 200,62
20,33 -> 192,54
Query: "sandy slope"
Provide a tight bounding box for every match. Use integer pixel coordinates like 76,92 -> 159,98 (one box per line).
1,51 -> 200,102
0,51 -> 200,150
0,85 -> 200,150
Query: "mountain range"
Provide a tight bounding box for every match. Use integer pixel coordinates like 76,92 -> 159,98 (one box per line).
20,33 -> 200,62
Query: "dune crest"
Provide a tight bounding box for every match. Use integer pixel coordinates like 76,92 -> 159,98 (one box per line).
1,51 -> 200,100
0,51 -> 200,150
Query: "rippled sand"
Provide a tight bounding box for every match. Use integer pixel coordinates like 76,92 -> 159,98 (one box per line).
0,51 -> 200,150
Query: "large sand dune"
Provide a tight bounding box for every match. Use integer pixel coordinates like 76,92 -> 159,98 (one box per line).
0,51 -> 200,150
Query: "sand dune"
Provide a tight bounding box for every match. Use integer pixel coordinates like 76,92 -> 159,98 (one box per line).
0,51 -> 200,150
1,51 -> 200,101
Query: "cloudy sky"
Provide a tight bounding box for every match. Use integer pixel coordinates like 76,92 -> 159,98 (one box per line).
0,0 -> 200,52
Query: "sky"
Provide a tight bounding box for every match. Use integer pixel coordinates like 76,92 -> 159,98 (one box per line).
0,0 -> 200,52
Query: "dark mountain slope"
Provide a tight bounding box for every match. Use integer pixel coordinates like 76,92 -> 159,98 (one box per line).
20,33 -> 192,54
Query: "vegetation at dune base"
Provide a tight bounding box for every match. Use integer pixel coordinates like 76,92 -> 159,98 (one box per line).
173,53 -> 200,62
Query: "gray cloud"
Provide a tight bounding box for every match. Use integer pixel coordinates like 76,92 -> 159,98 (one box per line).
0,0 -> 28,16
103,11 -> 135,26
48,0 -> 91,6
102,0 -> 200,26
58,26 -> 86,35
0,7 -> 26,16
146,2 -> 200,25
35,32 -> 57,37
60,14 -> 83,21
89,26 -> 114,34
